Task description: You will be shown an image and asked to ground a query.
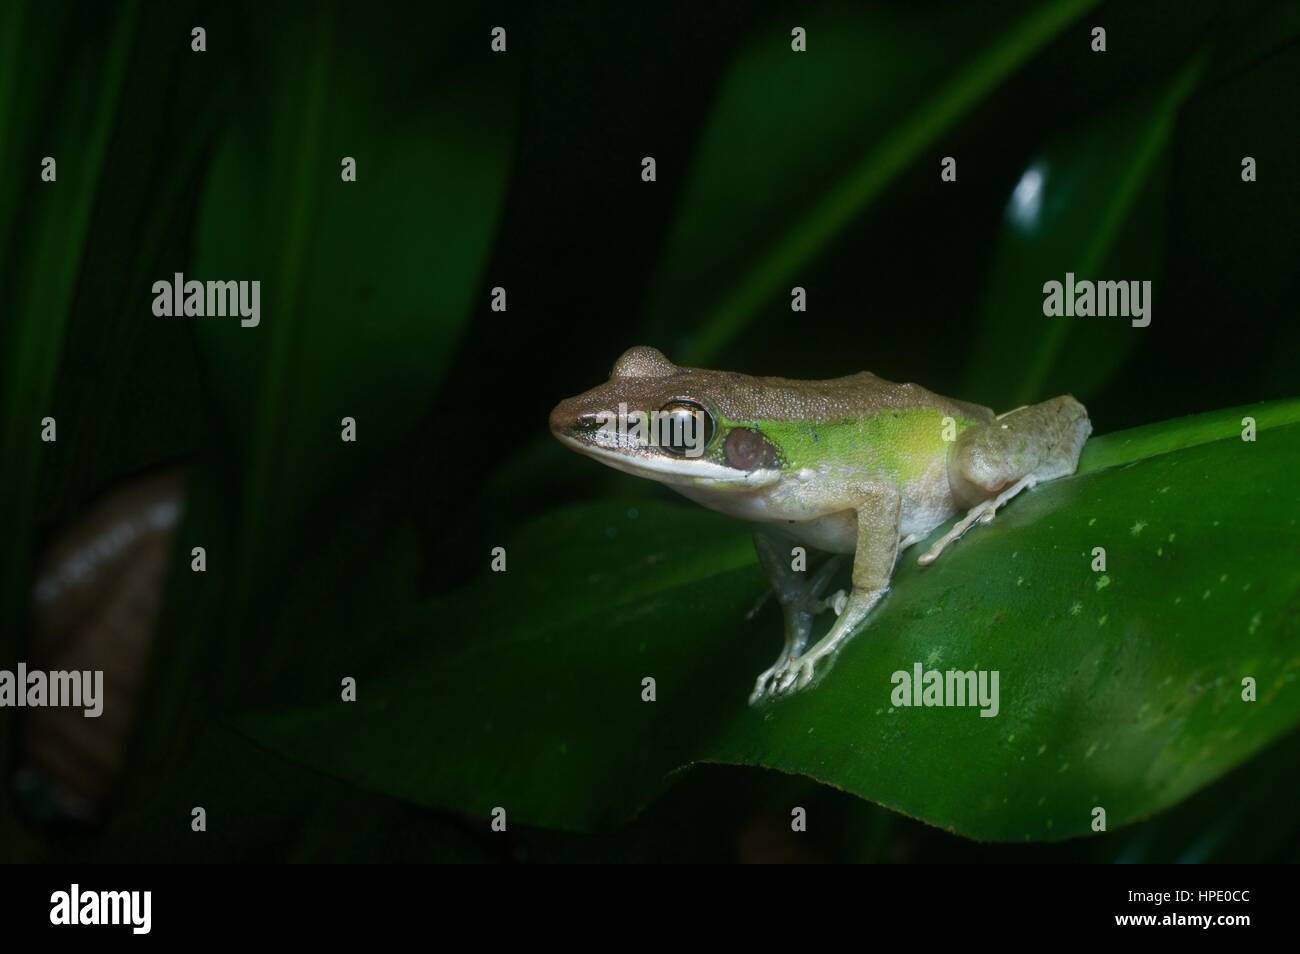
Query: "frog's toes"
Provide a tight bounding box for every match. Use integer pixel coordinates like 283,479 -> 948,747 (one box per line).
748,662 -> 782,705
769,655 -> 820,697
749,649 -> 797,704
749,657 -> 794,703
753,641 -> 840,701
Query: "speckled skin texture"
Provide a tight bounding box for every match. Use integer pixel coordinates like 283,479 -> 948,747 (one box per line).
550,346 -> 1091,702
553,345 -> 995,431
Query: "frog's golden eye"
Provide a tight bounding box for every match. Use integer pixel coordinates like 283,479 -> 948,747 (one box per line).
657,400 -> 715,457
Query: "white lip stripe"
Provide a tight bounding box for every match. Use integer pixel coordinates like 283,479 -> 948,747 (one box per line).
556,433 -> 779,486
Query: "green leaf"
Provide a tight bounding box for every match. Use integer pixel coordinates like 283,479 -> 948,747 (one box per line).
641,0 -> 1098,365
963,51 -> 1209,408
239,398 -> 1300,841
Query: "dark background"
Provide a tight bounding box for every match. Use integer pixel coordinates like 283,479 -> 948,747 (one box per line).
1,0 -> 1297,862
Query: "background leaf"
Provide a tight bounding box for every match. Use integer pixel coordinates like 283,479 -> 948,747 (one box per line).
963,51 -> 1207,409
0,1 -> 141,860
640,0 -> 1098,365
114,1 -> 516,798
190,2 -> 515,592
0,0 -> 139,643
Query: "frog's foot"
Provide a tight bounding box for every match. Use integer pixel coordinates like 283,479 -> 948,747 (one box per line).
917,475 -> 1037,567
749,652 -> 793,704
750,647 -> 823,701
748,601 -> 811,705
755,643 -> 842,699
754,593 -> 887,701
747,585 -> 848,703
770,653 -> 821,696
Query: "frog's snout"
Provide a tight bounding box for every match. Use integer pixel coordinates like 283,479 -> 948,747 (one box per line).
549,397 -> 600,442
552,371 -> 633,438
548,399 -> 576,438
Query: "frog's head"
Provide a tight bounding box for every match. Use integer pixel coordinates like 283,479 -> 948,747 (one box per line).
549,346 -> 784,489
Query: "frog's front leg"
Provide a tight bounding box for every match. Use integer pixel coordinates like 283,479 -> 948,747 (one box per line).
918,395 -> 1090,566
762,485 -> 902,700
748,530 -> 844,705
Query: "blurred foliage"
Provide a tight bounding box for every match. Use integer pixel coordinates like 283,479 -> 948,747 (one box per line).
964,50 -> 1206,408
1,0 -> 1297,861
642,0 -> 1101,365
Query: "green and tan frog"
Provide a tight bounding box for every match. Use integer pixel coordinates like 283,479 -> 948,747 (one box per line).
550,346 -> 1090,704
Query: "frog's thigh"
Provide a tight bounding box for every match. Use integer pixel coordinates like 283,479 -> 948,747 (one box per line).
920,395 -> 1090,566
950,395 -> 1090,502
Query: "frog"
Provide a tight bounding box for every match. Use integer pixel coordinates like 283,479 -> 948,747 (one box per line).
549,346 -> 1091,704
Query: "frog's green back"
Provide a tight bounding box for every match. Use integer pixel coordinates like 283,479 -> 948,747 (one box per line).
705,370 -> 993,482
751,409 -> 985,482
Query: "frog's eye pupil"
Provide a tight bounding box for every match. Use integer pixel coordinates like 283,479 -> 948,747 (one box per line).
657,401 -> 714,456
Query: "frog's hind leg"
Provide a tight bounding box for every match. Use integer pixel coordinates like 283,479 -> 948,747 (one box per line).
748,529 -> 844,705
918,395 -> 1091,567
917,474 -> 1036,566
763,484 -> 902,698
